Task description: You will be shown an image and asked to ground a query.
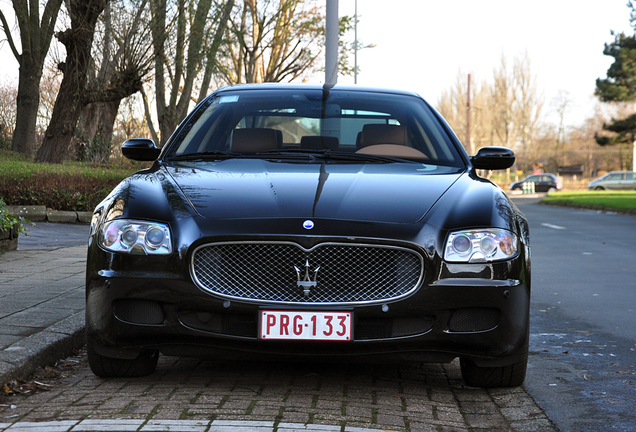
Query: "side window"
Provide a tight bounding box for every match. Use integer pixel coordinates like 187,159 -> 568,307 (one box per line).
624,172 -> 634,180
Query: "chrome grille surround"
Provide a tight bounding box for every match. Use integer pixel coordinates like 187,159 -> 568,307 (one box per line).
191,241 -> 424,305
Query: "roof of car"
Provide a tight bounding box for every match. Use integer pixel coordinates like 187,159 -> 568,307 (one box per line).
213,83 -> 423,98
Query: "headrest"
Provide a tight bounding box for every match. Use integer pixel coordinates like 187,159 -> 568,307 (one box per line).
300,136 -> 339,151
231,128 -> 279,153
358,124 -> 407,148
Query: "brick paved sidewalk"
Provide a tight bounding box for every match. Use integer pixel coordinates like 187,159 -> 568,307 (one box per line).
1,348 -> 556,432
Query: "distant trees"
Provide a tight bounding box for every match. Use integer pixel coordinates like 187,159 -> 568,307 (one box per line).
0,81 -> 17,149
436,52 -> 544,171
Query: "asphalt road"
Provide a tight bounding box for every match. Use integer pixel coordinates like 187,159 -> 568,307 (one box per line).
514,199 -> 636,432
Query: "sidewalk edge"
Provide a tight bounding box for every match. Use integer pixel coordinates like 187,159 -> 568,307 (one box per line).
0,313 -> 85,385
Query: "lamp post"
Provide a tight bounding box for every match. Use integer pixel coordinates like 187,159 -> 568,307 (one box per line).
325,0 -> 338,84
353,0 -> 375,84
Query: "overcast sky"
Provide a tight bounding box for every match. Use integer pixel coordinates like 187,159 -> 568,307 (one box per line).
0,0 -> 633,127
335,0 -> 633,126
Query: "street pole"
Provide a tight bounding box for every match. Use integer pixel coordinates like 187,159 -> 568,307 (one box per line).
325,0 -> 339,84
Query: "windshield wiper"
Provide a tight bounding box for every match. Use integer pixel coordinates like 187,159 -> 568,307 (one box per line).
309,150 -> 417,164
167,151 -> 241,161
256,149 -> 419,163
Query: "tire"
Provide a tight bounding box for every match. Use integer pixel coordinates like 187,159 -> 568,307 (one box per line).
595,186 -> 604,191
460,337 -> 528,388
87,335 -> 158,378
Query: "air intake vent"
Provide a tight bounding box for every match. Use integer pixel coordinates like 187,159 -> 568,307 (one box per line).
114,299 -> 164,325
448,308 -> 500,333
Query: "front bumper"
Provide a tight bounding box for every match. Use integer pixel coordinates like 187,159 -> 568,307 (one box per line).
86,244 -> 530,368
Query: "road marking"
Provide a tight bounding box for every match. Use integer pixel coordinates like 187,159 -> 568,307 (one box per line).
541,223 -> 566,230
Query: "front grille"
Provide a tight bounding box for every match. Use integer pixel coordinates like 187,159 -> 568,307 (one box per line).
191,242 -> 423,304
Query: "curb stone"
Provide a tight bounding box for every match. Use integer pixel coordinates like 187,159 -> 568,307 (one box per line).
7,206 -> 92,224
0,313 -> 85,385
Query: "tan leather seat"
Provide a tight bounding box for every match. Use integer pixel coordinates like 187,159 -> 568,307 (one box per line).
231,128 -> 279,153
300,136 -> 339,151
357,124 -> 407,148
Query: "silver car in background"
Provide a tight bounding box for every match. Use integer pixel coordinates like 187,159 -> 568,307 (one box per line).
588,171 -> 636,190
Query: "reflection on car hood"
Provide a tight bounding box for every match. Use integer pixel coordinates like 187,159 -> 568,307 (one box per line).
166,160 -> 461,224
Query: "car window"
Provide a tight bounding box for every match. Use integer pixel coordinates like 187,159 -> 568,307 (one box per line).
609,173 -> 623,180
624,172 -> 634,180
165,88 -> 464,167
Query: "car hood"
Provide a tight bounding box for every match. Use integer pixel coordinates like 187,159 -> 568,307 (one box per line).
165,160 -> 462,224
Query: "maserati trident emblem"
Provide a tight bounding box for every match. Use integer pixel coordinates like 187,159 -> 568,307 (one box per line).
294,259 -> 320,298
303,220 -> 314,230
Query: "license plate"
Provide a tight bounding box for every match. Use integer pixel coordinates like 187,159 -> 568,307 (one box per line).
259,311 -> 352,341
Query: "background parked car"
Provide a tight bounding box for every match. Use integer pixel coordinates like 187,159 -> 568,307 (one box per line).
510,173 -> 562,193
588,171 -> 636,190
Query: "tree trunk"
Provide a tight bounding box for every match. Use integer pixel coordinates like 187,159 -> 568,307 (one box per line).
76,100 -> 120,163
2,0 -> 64,156
12,66 -> 41,156
35,0 -> 108,164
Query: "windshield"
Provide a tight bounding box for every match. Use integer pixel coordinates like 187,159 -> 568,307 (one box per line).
164,87 -> 465,167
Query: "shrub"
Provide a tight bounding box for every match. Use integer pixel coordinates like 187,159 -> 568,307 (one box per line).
0,150 -> 141,211
0,196 -> 29,235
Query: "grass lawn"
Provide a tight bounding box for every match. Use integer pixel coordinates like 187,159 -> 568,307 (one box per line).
542,191 -> 636,213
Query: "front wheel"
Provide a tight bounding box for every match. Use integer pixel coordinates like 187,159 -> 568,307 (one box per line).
87,335 -> 158,378
460,334 -> 528,388
460,355 -> 527,388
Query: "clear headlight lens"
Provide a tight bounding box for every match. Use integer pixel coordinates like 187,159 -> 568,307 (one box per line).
445,229 -> 518,263
99,220 -> 172,255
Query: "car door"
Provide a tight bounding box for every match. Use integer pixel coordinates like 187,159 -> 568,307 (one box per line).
605,173 -> 624,190
534,175 -> 549,192
620,172 -> 635,190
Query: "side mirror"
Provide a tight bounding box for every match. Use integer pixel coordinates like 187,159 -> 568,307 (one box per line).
122,138 -> 161,162
470,146 -> 515,170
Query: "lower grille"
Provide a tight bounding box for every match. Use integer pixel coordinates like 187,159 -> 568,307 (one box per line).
114,299 -> 164,325
179,310 -> 433,340
191,241 -> 423,304
448,308 -> 500,332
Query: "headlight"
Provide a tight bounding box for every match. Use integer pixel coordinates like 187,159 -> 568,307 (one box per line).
99,220 -> 172,255
445,229 -> 517,263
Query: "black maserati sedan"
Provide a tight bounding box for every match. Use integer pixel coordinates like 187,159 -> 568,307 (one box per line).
86,83 -> 531,388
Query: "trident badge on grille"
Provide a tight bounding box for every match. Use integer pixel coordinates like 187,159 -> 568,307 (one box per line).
294,259 -> 320,298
